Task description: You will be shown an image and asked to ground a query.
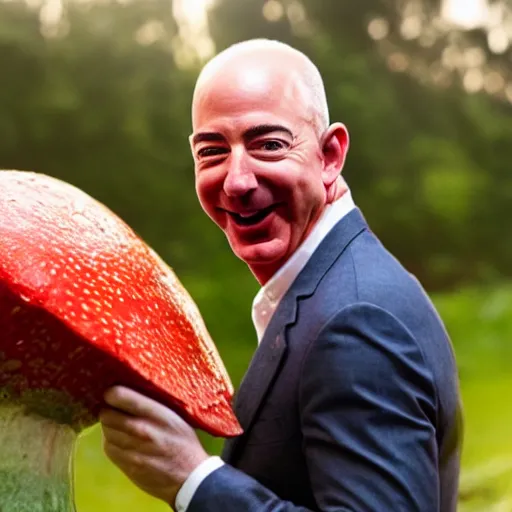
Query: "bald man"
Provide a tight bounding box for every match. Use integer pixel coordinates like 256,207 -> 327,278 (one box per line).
100,39 -> 462,512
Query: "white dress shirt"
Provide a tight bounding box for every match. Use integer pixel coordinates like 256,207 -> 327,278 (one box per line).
175,191 -> 356,512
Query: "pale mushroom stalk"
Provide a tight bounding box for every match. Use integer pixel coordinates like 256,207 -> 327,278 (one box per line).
0,395 -> 79,512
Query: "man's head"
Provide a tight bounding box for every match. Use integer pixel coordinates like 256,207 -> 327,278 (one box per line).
190,39 -> 350,284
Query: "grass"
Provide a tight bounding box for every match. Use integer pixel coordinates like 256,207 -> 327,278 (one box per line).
457,376 -> 512,511
75,427 -> 169,511
69,283 -> 512,511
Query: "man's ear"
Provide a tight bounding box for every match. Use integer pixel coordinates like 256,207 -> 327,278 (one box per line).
320,123 -> 350,186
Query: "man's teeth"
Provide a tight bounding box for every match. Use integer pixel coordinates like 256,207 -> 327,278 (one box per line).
229,207 -> 273,225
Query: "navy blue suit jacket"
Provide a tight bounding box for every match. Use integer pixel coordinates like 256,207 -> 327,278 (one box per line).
189,208 -> 462,511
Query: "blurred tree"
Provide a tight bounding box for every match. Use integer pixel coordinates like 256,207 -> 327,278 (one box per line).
0,0 -> 510,298
208,0 -> 512,289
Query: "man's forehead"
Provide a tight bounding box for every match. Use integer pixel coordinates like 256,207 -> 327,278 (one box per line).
193,63 -> 306,114
190,82 -> 320,140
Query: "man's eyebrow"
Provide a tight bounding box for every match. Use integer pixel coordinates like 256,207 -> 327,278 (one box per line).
191,132 -> 225,145
243,124 -> 293,140
191,124 -> 293,146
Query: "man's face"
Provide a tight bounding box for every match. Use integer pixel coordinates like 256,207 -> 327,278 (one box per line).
190,65 -> 329,283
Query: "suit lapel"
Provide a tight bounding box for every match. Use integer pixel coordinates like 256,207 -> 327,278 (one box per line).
222,300 -> 296,462
223,208 -> 369,463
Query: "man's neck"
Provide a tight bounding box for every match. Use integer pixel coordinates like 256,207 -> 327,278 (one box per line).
251,259 -> 286,286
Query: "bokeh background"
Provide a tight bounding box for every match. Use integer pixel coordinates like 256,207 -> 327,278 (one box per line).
0,0 -> 511,510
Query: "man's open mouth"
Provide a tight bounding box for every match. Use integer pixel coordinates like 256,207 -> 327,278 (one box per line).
226,205 -> 276,226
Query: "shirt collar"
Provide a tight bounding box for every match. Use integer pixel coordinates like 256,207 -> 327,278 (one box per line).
251,190 -> 355,343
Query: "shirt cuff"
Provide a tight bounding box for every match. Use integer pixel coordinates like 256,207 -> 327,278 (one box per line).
174,456 -> 225,512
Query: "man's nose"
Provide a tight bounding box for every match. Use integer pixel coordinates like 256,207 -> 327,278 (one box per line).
223,151 -> 258,197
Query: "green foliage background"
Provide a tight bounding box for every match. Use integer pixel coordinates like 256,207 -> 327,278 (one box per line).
0,0 -> 511,510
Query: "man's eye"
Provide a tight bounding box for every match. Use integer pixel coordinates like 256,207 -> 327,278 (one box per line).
259,140 -> 286,151
197,147 -> 228,158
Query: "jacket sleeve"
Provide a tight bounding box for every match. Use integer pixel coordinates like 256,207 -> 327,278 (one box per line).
188,303 -> 440,512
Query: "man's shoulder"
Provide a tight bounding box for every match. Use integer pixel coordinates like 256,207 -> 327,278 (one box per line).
346,229 -> 428,309
313,226 -> 449,348
322,228 -> 457,391
311,225 -> 423,308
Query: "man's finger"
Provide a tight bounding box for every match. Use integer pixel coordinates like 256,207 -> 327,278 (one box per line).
103,386 -> 170,423
99,407 -> 129,429
103,439 -> 146,469
102,424 -> 140,450
100,409 -> 154,441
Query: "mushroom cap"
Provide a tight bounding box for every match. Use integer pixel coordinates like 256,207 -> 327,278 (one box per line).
0,170 -> 242,437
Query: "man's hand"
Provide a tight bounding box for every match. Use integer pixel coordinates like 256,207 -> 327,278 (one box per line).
100,386 -> 209,508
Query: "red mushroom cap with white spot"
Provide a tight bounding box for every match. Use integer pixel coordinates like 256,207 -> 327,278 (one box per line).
0,170 -> 242,437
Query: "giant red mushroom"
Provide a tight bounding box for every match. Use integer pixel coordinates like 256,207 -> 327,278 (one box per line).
0,170 -> 241,511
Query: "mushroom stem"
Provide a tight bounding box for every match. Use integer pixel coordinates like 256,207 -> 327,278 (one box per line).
0,403 -> 77,511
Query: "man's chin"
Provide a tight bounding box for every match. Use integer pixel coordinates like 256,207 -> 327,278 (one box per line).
231,239 -> 287,268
